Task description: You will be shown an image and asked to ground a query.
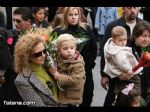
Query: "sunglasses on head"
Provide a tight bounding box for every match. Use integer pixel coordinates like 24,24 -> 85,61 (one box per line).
13,18 -> 24,24
31,49 -> 46,58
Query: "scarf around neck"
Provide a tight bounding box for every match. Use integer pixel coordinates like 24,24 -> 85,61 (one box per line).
30,62 -> 58,102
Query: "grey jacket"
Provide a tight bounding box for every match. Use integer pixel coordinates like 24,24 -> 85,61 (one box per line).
14,69 -> 58,107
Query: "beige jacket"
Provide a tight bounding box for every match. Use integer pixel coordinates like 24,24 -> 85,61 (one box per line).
56,52 -> 86,105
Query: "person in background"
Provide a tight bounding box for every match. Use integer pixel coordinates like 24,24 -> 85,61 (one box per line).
31,7 -> 50,29
48,34 -> 86,107
11,7 -> 33,37
140,7 -> 150,22
44,7 -> 49,23
117,7 -> 123,18
46,7 -> 58,24
0,11 -> 5,28
50,7 -> 87,29
2,7 -> 37,106
0,8 -> 30,103
0,27 -> 15,106
128,21 -> 150,106
53,7 -> 97,107
115,83 -> 145,107
82,7 -> 99,55
50,14 -> 63,29
14,33 -> 58,107
0,7 -> 14,29
95,7 -> 118,56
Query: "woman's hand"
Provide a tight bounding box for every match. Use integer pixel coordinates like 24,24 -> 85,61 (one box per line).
100,76 -> 109,91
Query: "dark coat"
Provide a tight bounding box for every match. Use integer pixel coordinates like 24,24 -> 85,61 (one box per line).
0,11 -> 5,28
140,7 -> 150,22
0,28 -> 23,105
129,42 -> 150,99
0,27 -> 13,70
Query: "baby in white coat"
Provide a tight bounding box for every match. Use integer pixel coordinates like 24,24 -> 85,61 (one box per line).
104,26 -> 143,94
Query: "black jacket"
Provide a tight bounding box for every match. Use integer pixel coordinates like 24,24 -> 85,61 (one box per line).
129,41 -> 150,98
0,11 -> 5,28
0,27 -> 14,70
140,7 -> 150,22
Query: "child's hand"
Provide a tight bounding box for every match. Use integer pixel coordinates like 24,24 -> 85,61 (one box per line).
48,67 -> 57,75
48,67 -> 59,80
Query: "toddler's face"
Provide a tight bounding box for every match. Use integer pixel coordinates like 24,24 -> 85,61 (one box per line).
130,96 -> 141,107
113,35 -> 127,47
59,40 -> 76,59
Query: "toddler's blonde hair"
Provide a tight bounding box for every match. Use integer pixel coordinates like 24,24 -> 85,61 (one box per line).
111,26 -> 127,39
56,33 -> 77,49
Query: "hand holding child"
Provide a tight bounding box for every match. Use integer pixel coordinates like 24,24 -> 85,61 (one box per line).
119,72 -> 133,81
48,67 -> 59,80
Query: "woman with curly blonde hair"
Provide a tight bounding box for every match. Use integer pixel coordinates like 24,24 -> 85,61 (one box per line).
14,33 -> 58,107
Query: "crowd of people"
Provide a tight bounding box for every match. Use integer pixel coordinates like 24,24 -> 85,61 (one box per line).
0,7 -> 150,107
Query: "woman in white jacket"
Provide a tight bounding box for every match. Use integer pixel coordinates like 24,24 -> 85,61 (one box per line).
103,26 -> 143,99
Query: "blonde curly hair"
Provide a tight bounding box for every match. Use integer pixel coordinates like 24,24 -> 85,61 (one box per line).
56,33 -> 77,49
14,33 -> 44,73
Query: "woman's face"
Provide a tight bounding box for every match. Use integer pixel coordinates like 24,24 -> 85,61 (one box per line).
67,8 -> 79,26
135,30 -> 150,48
33,9 -> 45,22
30,42 -> 46,65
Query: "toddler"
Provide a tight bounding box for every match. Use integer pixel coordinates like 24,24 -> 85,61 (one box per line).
104,26 -> 143,95
48,33 -> 86,106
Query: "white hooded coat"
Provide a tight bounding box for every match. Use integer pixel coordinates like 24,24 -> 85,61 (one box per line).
103,38 -> 143,78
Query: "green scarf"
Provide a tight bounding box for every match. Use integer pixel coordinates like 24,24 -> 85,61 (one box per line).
141,45 -> 150,52
30,62 -> 58,102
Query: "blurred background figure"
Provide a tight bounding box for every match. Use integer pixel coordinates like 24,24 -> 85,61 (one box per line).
94,7 -> 118,56
140,7 -> 150,22
31,7 -> 50,28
